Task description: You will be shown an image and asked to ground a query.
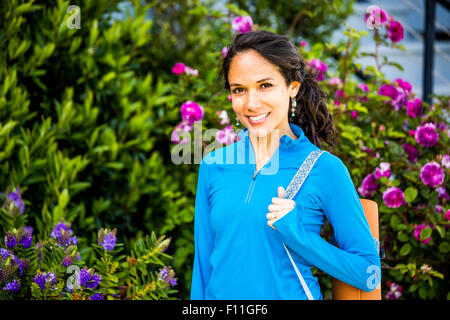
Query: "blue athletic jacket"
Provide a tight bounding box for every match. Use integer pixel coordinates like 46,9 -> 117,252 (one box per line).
190,123 -> 381,300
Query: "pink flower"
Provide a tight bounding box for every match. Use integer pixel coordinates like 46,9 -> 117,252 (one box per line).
300,40 -> 307,47
215,125 -> 237,145
446,209 -> 450,221
364,7 -> 388,28
171,62 -> 185,75
216,110 -> 230,125
414,224 -> 431,244
308,58 -> 327,81
375,162 -> 391,180
383,186 -> 405,208
387,19 -> 404,43
329,77 -> 342,86
415,123 -> 439,147
435,204 -> 444,214
350,110 -> 358,119
184,66 -> 198,77
420,161 -> 445,188
379,125 -> 385,131
231,16 -> 253,34
180,101 -> 204,123
357,83 -> 369,92
395,78 -> 412,93
406,97 -> 422,118
378,84 -> 399,100
392,90 -> 408,111
221,46 -> 230,59
170,120 -> 192,144
408,129 -> 415,136
228,95 -> 232,101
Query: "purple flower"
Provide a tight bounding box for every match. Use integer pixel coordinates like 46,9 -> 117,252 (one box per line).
2,187 -> 25,215
441,154 -> 450,169
90,293 -> 104,300
0,248 -> 10,259
375,162 -> 391,180
33,271 -> 56,290
385,281 -> 403,300
382,186 -> 405,208
415,123 -> 439,147
436,186 -> 449,203
309,58 -> 327,81
171,62 -> 185,75
20,226 -> 33,249
231,16 -> 253,34
79,267 -> 102,289
180,101 -> 204,124
391,90 -> 408,111
402,143 -> 418,163
221,46 -> 230,59
101,232 -> 116,251
2,279 -> 21,293
420,161 -> 445,188
13,256 -> 25,277
5,232 -> 17,249
414,224 -> 431,244
216,125 -> 237,145
406,98 -> 422,118
51,222 -> 77,247
158,266 -> 177,287
98,228 -> 117,251
378,84 -> 399,100
62,255 -> 72,267
358,173 -> 379,198
387,19 -> 404,43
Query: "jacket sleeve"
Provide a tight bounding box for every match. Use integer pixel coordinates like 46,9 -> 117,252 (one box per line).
190,159 -> 214,299
273,154 -> 381,292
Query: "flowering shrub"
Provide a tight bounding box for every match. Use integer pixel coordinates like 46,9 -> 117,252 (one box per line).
0,187 -> 177,300
168,5 -> 448,300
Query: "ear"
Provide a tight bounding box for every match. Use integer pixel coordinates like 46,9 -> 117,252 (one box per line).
289,81 -> 301,96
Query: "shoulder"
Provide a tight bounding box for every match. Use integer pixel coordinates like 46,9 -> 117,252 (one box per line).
315,150 -> 350,176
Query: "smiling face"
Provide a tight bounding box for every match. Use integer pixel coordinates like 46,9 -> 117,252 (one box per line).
228,49 -> 300,138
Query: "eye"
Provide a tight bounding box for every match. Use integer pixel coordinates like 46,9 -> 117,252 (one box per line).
232,87 -> 244,94
261,83 -> 272,89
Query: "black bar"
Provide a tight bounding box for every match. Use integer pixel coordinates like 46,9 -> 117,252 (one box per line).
423,0 -> 436,105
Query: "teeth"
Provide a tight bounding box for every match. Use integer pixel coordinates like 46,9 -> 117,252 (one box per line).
249,113 -> 269,121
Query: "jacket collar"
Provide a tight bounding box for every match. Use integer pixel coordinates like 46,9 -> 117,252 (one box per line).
237,122 -> 306,149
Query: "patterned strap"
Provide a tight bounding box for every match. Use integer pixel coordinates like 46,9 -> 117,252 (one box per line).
281,149 -> 325,300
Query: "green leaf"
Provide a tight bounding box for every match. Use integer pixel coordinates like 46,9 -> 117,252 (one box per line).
400,243 -> 411,256
404,187 -> 418,203
420,227 -> 432,241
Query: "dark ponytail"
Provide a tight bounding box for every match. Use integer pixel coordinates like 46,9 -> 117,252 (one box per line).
219,30 -> 338,150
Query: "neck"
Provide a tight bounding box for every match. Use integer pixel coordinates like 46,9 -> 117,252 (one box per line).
248,123 -> 298,163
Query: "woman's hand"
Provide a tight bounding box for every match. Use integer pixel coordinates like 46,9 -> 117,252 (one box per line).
266,186 -> 296,230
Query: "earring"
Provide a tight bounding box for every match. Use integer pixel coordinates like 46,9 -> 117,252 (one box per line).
235,115 -> 240,126
290,97 -> 297,117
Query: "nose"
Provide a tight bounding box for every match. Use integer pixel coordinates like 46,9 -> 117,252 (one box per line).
246,90 -> 262,111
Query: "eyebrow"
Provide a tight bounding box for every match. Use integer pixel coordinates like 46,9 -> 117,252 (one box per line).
230,77 -> 274,87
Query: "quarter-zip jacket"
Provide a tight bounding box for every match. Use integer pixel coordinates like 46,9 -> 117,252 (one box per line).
190,123 -> 381,300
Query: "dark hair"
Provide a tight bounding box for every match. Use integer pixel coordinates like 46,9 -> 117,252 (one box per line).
219,30 -> 338,150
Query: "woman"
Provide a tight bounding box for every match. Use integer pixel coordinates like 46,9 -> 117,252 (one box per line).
190,30 -> 381,300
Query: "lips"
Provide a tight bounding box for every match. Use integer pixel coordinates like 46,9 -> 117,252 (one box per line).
247,112 -> 271,125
